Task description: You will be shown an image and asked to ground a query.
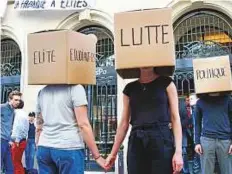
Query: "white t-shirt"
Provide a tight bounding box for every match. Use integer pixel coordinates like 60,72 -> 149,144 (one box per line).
36,85 -> 88,149
11,109 -> 29,142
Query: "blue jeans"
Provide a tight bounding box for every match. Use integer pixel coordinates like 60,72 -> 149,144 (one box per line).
192,153 -> 201,174
182,147 -> 190,174
1,138 -> 14,174
36,146 -> 84,174
25,138 -> 36,170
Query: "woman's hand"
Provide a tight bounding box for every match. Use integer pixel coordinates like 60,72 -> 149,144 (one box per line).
172,151 -> 183,173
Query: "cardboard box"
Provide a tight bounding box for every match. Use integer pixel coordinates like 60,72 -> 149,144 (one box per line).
193,55 -> 232,94
28,30 -> 97,85
114,8 -> 175,79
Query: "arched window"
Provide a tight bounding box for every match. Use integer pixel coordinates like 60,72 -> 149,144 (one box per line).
1,38 -> 21,103
173,10 -> 232,95
78,26 -> 116,171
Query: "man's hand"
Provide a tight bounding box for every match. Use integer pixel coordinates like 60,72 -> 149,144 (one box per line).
195,144 -> 203,155
9,142 -> 19,148
15,142 -> 19,147
228,144 -> 232,155
9,141 -> 14,147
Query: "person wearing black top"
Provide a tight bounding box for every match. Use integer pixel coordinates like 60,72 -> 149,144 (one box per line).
105,68 -> 183,174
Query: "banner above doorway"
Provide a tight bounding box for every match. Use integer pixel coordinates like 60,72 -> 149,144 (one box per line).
14,0 -> 95,10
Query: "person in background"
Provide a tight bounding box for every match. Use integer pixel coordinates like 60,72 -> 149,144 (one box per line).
194,93 -> 232,174
10,100 -> 29,174
1,91 -> 22,174
189,94 -> 201,174
25,112 -> 36,173
179,96 -> 192,174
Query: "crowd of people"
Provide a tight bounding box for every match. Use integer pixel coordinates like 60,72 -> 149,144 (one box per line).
1,91 -> 36,174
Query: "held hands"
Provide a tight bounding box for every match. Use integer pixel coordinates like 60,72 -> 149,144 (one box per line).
105,154 -> 117,171
95,154 -> 117,172
95,156 -> 108,171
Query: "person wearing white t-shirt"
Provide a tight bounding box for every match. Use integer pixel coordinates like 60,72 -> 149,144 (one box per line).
35,85 -> 107,174
10,100 -> 29,174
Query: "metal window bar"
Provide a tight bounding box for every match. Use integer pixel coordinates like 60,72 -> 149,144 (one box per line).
1,39 -> 22,76
174,10 -> 232,95
1,39 -> 21,103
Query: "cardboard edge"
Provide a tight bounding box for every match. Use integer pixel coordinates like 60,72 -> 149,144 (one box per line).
29,29 -> 68,35
66,31 -> 69,84
116,66 -> 175,79
196,90 -> 232,96
115,7 -> 172,14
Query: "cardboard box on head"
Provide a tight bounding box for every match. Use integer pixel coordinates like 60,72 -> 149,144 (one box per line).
193,55 -> 232,94
114,8 -> 175,79
28,30 -> 97,85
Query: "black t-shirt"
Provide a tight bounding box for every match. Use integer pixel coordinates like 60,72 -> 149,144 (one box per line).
28,123 -> 36,139
123,76 -> 173,126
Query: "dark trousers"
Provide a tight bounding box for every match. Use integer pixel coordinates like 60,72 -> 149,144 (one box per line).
127,124 -> 174,174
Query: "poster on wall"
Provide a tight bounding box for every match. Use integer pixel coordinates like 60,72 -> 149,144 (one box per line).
14,0 -> 95,10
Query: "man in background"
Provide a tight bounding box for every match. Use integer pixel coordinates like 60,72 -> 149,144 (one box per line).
1,91 -> 22,174
25,112 -> 36,173
10,100 -> 29,174
194,93 -> 232,174
179,96 -> 192,174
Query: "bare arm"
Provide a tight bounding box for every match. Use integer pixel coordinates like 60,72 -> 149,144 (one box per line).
110,94 -> 130,157
74,106 -> 100,159
35,114 -> 43,146
167,82 -> 182,153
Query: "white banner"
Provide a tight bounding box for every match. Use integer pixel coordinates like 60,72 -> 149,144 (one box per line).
14,0 -> 96,10
0,0 -> 7,17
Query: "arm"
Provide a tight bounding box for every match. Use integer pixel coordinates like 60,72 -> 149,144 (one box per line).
167,82 -> 182,154
35,91 -> 43,146
194,102 -> 202,145
35,114 -> 43,146
109,94 -> 130,157
74,106 -> 101,159
105,94 -> 130,169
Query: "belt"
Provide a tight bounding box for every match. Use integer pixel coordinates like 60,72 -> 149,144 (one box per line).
19,138 -> 26,143
132,122 -> 170,132
130,122 -> 172,148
